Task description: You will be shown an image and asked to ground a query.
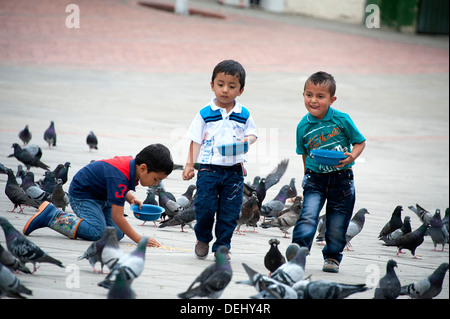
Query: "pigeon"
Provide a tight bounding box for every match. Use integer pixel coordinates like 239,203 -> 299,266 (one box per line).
18,124 -> 32,145
286,177 -> 297,200
243,159 -> 289,207
8,143 -> 49,170
238,263 -> 297,299
293,278 -> 369,299
400,263 -> 449,299
159,203 -> 196,232
21,171 -> 52,203
382,223 -> 428,259
86,131 -> 98,151
408,203 -> 433,225
264,238 -> 285,274
51,179 -> 69,211
235,192 -> 260,235
261,196 -> 302,237
260,185 -> 291,219
315,214 -> 326,246
98,236 -> 147,289
57,162 -> 71,185
0,217 -> 64,272
0,243 -> 32,274
443,208 -> 449,237
178,246 -> 232,299
0,163 -> 8,174
345,208 -> 370,250
379,205 -> 403,239
379,216 -> 412,243
156,187 -> 180,219
373,259 -> 401,299
143,188 -> 158,206
176,184 -> 196,208
4,168 -> 40,213
270,244 -> 308,286
38,169 -> 59,194
0,262 -> 33,299
78,227 -> 122,273
428,209 -> 449,251
107,267 -> 136,299
43,120 -> 56,148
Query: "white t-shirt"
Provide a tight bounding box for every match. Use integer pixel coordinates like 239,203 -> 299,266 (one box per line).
187,98 -> 258,166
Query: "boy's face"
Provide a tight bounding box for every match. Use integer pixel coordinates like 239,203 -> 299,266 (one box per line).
136,164 -> 168,187
303,83 -> 337,120
211,72 -> 244,112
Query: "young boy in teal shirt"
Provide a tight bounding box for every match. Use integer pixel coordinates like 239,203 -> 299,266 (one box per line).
293,71 -> 366,273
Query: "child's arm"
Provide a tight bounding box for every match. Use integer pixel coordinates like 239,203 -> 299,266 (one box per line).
182,141 -> 201,181
111,203 -> 161,247
242,134 -> 257,145
337,141 -> 366,168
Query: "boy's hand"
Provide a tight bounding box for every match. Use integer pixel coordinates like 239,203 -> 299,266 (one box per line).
335,152 -> 354,168
147,237 -> 161,248
128,196 -> 143,209
182,165 -> 195,181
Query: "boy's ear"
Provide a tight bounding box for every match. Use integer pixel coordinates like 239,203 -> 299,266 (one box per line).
329,96 -> 337,105
210,81 -> 214,90
138,163 -> 148,173
239,87 -> 245,96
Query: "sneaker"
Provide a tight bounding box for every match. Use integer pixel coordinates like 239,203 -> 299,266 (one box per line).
194,241 -> 209,260
322,258 -> 340,273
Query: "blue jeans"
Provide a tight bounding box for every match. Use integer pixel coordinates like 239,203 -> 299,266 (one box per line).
69,196 -> 124,241
194,164 -> 244,252
292,169 -> 355,263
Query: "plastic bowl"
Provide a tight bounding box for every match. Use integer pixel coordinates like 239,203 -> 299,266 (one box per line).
217,142 -> 248,156
131,204 -> 165,221
310,149 -> 347,166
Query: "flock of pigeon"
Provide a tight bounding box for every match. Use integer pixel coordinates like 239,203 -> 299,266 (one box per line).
1,123 -> 449,299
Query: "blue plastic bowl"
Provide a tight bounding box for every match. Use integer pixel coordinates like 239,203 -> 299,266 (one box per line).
310,149 -> 347,166
131,204 -> 165,221
217,142 -> 248,156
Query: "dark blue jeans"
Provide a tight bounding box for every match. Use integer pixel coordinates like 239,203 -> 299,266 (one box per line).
292,169 -> 355,263
194,164 -> 244,252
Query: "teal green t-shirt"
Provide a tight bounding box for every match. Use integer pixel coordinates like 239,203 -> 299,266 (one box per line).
296,107 -> 366,173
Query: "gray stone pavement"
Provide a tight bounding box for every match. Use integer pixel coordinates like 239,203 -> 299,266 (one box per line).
0,0 -> 448,301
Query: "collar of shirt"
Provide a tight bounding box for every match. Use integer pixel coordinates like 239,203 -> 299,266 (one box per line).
210,97 -> 242,117
128,158 -> 138,189
306,107 -> 334,124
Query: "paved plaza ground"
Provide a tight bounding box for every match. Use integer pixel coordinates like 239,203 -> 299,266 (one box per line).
0,0 -> 448,305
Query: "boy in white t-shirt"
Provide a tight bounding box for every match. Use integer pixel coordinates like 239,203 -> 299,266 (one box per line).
182,60 -> 257,260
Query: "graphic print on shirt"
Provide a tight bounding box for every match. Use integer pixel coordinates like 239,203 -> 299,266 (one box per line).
115,184 -> 127,199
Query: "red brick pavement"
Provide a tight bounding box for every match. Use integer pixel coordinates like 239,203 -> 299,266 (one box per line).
0,0 -> 448,74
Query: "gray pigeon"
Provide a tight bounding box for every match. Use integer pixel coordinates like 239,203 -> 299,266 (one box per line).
98,236 -> 147,289
238,263 -> 297,299
235,192 -> 259,235
51,179 -> 69,211
178,246 -> 232,299
0,217 -> 64,273
107,267 -> 136,299
176,184 -> 196,208
156,187 -> 180,219
0,243 -> 32,274
43,120 -> 56,148
159,204 -> 196,232
379,205 -> 403,239
293,278 -> 369,299
0,163 -> 8,174
382,223 -> 428,259
9,143 -> 49,170
264,238 -> 285,274
379,216 -> 412,243
373,259 -> 401,299
78,227 -> 122,273
261,196 -> 302,238
20,171 -> 52,203
260,185 -> 291,218
315,214 -> 326,245
400,263 -> 449,299
428,209 -> 449,251
408,203 -> 433,225
86,131 -> 98,151
345,208 -> 370,250
0,262 -> 33,299
4,168 -> 40,213
18,124 -> 32,145
270,244 -> 308,286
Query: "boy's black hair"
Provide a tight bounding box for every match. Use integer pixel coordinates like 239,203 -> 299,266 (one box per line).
304,71 -> 336,97
211,60 -> 246,89
135,144 -> 173,175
